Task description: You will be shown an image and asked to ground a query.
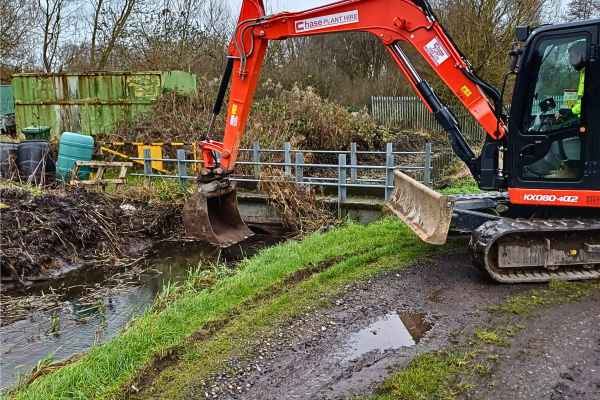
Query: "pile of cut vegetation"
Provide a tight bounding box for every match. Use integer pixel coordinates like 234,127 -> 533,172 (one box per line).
0,187 -> 183,279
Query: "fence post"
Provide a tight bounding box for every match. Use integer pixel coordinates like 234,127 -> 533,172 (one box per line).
177,149 -> 187,188
350,142 -> 357,184
424,142 -> 432,187
385,143 -> 394,199
338,153 -> 347,219
284,142 -> 291,174
253,141 -> 260,179
143,148 -> 152,187
295,152 -> 303,183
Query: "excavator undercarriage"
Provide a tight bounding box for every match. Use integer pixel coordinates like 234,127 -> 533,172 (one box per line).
387,171 -> 600,282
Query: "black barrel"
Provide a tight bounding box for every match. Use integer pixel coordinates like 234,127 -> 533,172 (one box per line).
16,140 -> 56,185
0,141 -> 18,178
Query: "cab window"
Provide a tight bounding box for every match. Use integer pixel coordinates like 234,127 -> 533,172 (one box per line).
520,35 -> 588,134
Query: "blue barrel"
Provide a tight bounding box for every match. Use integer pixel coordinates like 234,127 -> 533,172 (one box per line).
16,140 -> 55,185
56,132 -> 94,181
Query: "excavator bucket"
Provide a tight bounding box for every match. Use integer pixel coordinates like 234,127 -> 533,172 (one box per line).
386,171 -> 455,245
183,180 -> 254,247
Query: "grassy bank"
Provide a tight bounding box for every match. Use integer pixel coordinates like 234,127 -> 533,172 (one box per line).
8,218 -> 459,400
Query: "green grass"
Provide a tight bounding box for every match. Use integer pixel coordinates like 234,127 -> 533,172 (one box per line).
437,179 -> 482,195
9,218 -> 458,400
369,350 -> 481,400
471,329 -> 510,347
491,279 -> 600,314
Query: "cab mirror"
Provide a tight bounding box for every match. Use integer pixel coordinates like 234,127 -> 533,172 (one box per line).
539,98 -> 556,112
508,44 -> 522,72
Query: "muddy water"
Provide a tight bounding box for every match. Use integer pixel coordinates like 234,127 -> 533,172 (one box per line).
338,311 -> 433,362
0,235 -> 283,391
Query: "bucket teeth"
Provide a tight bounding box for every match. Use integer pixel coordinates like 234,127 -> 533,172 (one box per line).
183,180 -> 254,247
385,171 -> 455,245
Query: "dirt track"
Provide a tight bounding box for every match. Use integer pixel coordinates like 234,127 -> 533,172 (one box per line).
202,252 -> 600,400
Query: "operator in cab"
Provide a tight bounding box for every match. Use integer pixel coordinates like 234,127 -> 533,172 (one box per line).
555,41 -> 585,121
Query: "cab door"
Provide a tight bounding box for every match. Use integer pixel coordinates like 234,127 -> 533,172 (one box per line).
509,25 -> 598,190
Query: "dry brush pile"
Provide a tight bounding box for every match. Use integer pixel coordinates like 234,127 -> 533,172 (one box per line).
0,187 -> 183,279
258,167 -> 335,234
108,81 -> 395,163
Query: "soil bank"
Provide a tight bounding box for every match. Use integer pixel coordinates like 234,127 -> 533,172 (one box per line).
0,188 -> 183,285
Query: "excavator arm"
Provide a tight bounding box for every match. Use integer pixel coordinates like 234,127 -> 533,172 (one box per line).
200,0 -> 506,180
184,0 -> 508,246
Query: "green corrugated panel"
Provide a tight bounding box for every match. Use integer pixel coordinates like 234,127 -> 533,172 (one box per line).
12,71 -> 196,139
0,85 -> 14,115
161,71 -> 196,94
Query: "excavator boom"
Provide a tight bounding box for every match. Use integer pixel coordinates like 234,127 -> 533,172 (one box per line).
184,0 -> 505,247
208,0 -> 505,174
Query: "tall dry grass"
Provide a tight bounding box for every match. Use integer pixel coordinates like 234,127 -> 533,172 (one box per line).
258,166 -> 334,234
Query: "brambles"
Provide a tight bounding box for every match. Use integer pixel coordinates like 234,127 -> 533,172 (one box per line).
108,85 -> 394,163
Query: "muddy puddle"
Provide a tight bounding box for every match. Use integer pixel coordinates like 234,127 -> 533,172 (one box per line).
0,234 -> 285,391
338,311 -> 433,362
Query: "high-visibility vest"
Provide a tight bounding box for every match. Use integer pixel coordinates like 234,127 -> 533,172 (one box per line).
571,68 -> 585,118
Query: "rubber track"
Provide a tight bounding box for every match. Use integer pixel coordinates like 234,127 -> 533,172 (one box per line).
469,218 -> 600,283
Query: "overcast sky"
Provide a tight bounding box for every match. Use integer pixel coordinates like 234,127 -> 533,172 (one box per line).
227,0 -> 337,15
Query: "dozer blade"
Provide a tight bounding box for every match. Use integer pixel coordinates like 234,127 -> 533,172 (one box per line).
385,171 -> 455,245
183,180 -> 254,247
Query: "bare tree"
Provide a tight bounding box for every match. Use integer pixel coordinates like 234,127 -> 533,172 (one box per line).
38,0 -> 76,72
127,0 -> 233,75
89,0 -> 141,69
564,0 -> 598,21
0,0 -> 39,68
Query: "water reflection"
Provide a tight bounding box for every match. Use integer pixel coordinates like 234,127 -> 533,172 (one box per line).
338,311 -> 433,362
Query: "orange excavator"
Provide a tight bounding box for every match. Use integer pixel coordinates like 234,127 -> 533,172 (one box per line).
183,0 -> 600,283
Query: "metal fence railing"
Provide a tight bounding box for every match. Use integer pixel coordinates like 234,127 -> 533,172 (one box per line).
371,96 -> 487,141
129,141 -> 434,201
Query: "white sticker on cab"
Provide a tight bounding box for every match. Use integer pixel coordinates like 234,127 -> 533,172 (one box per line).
423,37 -> 450,67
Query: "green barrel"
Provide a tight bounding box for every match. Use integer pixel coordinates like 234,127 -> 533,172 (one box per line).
56,132 -> 94,181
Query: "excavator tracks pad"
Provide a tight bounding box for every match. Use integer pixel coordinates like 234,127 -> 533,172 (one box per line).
183,180 -> 254,247
470,218 -> 600,283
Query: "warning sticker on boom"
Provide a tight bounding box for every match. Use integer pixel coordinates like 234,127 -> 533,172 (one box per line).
295,10 -> 359,33
424,37 -> 450,67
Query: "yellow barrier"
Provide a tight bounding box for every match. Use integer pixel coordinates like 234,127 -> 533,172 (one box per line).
101,146 -> 169,173
137,145 -> 164,171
